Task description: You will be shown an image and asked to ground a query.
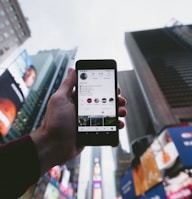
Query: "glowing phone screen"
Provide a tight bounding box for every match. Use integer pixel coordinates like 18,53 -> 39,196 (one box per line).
77,69 -> 117,132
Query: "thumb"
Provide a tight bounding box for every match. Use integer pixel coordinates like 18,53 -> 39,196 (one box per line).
60,68 -> 76,97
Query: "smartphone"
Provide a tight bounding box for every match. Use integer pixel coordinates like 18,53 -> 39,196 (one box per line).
76,59 -> 119,147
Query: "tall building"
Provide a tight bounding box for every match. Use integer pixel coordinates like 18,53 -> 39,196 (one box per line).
123,23 -> 192,155
0,48 -> 79,198
114,145 -> 132,197
0,0 -> 30,64
118,70 -> 155,153
0,48 -> 77,143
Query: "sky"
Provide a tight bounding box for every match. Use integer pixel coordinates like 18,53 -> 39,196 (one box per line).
19,0 -> 192,71
17,0 -> 192,153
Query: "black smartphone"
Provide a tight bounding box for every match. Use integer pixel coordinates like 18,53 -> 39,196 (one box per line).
75,59 -> 119,147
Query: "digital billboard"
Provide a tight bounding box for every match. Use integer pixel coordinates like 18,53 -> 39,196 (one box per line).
138,183 -> 166,199
121,126 -> 192,199
140,146 -> 162,190
45,164 -> 77,198
7,50 -> 36,96
168,126 -> 192,167
120,168 -> 136,199
0,50 -> 36,137
43,183 -> 60,199
93,157 -> 102,199
163,168 -> 192,199
151,129 -> 179,175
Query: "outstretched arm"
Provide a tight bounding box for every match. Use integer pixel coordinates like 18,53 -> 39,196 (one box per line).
0,68 -> 127,198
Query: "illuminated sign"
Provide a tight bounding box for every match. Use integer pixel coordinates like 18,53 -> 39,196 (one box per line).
0,50 -> 36,137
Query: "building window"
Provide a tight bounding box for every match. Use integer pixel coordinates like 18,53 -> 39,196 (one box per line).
5,20 -> 10,26
9,6 -> 15,12
20,31 -> 25,37
13,15 -> 18,21
0,10 -> 5,16
3,32 -> 9,38
0,35 -> 4,42
16,23 -> 21,29
9,28 -> 14,34
14,37 -> 19,43
0,22 -> 5,29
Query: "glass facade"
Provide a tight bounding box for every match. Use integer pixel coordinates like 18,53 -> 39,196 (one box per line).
0,0 -> 30,62
0,48 -> 77,144
132,26 -> 192,109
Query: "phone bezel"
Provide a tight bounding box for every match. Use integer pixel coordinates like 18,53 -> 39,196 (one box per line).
75,59 -> 119,147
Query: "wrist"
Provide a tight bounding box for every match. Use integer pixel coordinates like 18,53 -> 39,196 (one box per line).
30,125 -> 64,175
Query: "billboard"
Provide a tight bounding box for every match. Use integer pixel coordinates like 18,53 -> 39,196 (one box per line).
120,126 -> 192,199
120,168 -> 136,199
163,168 -> 192,199
45,164 -> 77,198
150,129 -> 179,176
168,126 -> 192,167
93,157 -> 102,199
43,183 -> 60,199
0,50 -> 36,137
138,183 -> 166,199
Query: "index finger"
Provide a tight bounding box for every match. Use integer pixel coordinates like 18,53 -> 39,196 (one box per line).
59,68 -> 76,97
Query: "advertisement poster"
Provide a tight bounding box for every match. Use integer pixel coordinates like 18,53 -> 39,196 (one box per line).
140,147 -> 162,190
0,50 -> 36,137
93,157 -> 102,199
43,183 -> 60,199
163,168 -> 192,199
120,168 -> 136,199
132,159 -> 148,197
151,129 -> 179,176
138,183 -> 167,199
168,126 -> 192,167
45,164 -> 78,198
121,126 -> 192,199
7,50 -> 36,98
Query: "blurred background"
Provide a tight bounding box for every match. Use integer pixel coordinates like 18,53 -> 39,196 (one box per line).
1,0 -> 192,198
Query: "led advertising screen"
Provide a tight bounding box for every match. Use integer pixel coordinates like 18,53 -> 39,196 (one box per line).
163,168 -> 192,199
168,126 -> 192,167
93,157 -> 102,199
132,160 -> 147,197
138,183 -> 166,199
45,164 -> 77,198
120,168 -> 136,199
162,126 -> 192,199
151,129 -> 179,175
140,146 -> 162,190
43,183 -> 60,199
120,126 -> 192,199
0,50 -> 36,137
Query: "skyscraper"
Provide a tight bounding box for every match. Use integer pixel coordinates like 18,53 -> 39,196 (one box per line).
123,22 -> 192,154
0,48 -> 77,143
0,0 -> 30,64
118,70 -> 155,156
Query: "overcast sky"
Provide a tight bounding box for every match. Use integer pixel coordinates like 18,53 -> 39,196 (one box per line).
19,0 -> 192,71
17,1 -> 192,154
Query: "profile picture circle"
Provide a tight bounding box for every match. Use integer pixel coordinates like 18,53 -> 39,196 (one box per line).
109,98 -> 114,103
80,73 -> 87,80
94,98 -> 99,103
87,98 -> 92,103
102,98 -> 107,103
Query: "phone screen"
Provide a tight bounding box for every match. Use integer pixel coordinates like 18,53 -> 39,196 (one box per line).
77,69 -> 117,133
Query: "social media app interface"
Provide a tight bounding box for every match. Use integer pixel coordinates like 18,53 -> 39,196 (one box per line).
78,69 -> 117,132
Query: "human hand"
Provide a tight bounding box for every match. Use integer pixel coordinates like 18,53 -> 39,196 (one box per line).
31,68 -> 127,174
118,88 -> 127,129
